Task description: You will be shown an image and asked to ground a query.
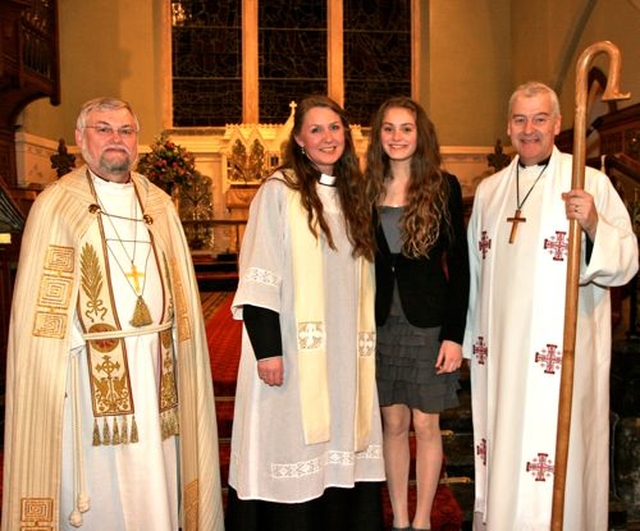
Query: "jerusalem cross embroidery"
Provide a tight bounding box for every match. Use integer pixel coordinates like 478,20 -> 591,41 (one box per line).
358,331 -> 375,357
476,438 -> 487,466
297,322 -> 324,350
543,231 -> 568,261
478,231 -> 491,259
473,336 -> 488,365
535,344 -> 562,374
526,452 -> 555,481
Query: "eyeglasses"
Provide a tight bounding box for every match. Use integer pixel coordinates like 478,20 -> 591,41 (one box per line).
510,114 -> 553,127
84,124 -> 138,138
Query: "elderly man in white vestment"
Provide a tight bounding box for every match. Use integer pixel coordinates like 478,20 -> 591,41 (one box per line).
2,97 -> 224,531
464,81 -> 638,530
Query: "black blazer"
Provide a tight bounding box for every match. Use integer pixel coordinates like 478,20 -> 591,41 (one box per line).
374,174 -> 470,344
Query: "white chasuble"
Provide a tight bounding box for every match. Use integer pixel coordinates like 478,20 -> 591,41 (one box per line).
464,147 -> 638,531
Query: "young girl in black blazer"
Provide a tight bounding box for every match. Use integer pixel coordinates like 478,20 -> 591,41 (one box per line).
365,97 -> 470,531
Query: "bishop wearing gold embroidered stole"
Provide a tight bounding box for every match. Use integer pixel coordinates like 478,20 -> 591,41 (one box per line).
464,82 -> 638,530
2,98 -> 224,531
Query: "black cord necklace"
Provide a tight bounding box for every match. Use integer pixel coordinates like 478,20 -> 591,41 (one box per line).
506,161 -> 549,244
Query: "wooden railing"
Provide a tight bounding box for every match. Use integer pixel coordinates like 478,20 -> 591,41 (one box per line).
180,218 -> 248,255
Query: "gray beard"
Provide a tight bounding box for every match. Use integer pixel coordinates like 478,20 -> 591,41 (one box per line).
92,153 -> 132,176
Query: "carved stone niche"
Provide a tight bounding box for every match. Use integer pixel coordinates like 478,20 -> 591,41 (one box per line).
223,102 -> 296,222
222,101 -> 369,223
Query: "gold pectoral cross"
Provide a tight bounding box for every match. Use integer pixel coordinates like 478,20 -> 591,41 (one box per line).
507,209 -> 526,244
126,263 -> 145,293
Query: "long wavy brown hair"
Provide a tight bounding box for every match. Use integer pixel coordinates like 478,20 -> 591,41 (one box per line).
278,95 -> 375,261
365,96 -> 451,258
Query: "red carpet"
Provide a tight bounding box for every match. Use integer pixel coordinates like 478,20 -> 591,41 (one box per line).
205,293 -> 464,530
206,293 -> 242,398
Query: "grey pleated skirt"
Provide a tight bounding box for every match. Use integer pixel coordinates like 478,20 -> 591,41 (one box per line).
376,295 -> 460,414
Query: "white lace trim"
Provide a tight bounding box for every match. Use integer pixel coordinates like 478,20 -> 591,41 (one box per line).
270,445 -> 383,479
244,266 -> 280,287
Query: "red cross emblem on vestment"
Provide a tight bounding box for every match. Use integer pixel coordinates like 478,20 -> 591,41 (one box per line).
535,344 -> 562,374
543,231 -> 568,261
88,323 -> 118,353
473,336 -> 488,365
526,452 -> 555,481
476,438 -> 487,466
479,231 -> 491,259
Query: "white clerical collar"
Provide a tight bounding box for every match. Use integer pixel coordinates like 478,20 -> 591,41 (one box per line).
319,173 -> 336,187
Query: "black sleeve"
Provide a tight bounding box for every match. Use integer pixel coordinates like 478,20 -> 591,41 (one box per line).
586,236 -> 594,264
440,174 -> 471,344
243,304 -> 283,360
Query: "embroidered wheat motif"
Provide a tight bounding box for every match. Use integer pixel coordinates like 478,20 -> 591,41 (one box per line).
81,243 -> 108,321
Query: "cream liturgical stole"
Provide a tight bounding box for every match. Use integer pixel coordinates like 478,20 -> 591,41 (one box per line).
287,183 -> 376,451
77,172 -> 179,446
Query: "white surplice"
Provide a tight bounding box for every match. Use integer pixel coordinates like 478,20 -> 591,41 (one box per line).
463,147 -> 638,530
229,175 -> 385,503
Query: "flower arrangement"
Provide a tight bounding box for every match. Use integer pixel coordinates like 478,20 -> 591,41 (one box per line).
136,132 -> 198,193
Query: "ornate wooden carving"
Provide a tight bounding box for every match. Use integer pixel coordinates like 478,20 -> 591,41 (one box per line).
50,138 -> 76,178
0,0 -> 60,387
0,0 -> 61,186
597,103 -> 640,162
487,139 -> 512,172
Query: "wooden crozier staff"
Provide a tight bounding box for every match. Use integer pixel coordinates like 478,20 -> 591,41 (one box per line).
551,40 -> 630,530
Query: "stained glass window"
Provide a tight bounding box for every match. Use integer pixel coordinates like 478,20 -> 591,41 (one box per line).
344,0 -> 412,125
172,1 -> 243,126
258,0 -> 327,124
171,0 -> 412,127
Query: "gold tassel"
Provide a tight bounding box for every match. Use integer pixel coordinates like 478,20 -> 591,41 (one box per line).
130,296 -> 153,327
92,419 -> 101,446
121,415 -> 129,444
102,418 -> 111,445
161,408 -> 180,440
161,415 -> 168,441
130,416 -> 139,443
112,417 -> 121,445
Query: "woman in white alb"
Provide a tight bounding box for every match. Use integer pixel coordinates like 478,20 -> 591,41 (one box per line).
226,95 -> 385,531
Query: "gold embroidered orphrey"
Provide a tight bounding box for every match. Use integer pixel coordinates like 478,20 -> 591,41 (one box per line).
76,206 -> 179,446
19,497 -> 55,529
88,172 -> 154,328
33,245 -> 75,340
